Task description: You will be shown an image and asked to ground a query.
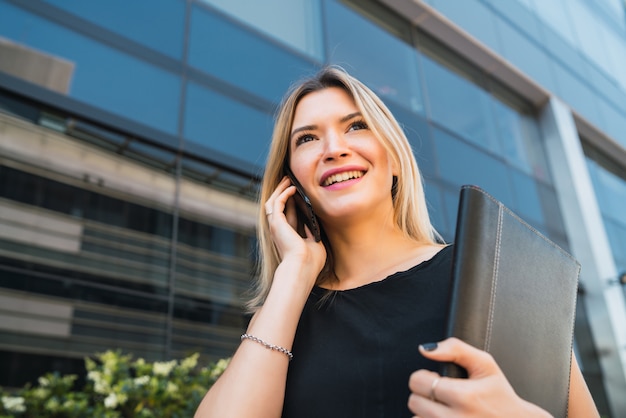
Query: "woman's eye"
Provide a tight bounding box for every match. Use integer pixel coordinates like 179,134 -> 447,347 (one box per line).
348,120 -> 368,132
295,133 -> 315,146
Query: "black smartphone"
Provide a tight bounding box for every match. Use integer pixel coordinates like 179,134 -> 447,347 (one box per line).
284,166 -> 322,242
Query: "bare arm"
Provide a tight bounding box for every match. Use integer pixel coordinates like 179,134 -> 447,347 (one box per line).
194,178 -> 326,417
568,353 -> 600,418
194,260 -> 315,418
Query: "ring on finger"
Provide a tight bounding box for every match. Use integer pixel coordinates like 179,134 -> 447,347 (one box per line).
429,377 -> 440,402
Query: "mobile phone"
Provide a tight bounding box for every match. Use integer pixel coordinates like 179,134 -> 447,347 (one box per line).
284,166 -> 322,242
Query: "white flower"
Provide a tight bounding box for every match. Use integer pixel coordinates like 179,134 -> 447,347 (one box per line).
153,360 -> 177,376
38,376 -> 50,387
180,353 -> 199,371
210,358 -> 231,379
133,375 -> 150,386
104,393 -> 118,409
166,382 -> 179,394
2,396 -> 26,413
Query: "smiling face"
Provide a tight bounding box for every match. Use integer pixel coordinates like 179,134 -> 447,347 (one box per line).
288,87 -> 397,224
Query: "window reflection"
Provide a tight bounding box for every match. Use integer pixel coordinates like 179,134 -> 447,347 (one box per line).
0,2 -> 181,134
433,127 -> 514,208
325,0 -> 424,114
197,0 -> 323,60
586,157 -> 626,277
385,101 -> 435,177
189,4 -> 319,104
493,18 -> 556,92
41,0 -> 186,58
509,169 -> 544,226
491,99 -> 550,181
184,81 -> 273,168
421,55 -> 499,153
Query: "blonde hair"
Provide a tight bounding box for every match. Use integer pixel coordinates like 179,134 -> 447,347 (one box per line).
247,66 -> 441,311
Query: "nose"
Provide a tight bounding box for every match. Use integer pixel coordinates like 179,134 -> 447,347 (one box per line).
323,130 -> 351,162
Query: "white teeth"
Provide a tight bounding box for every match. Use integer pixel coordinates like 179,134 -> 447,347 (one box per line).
323,170 -> 364,186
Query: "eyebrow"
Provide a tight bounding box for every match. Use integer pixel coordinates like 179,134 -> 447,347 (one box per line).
290,112 -> 363,140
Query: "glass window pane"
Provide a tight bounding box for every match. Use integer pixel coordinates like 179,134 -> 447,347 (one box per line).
0,3 -> 181,134
593,162 -> 626,223
494,17 -> 556,92
197,0 -> 322,59
491,100 -> 550,181
433,127 -> 514,208
551,63 -> 604,132
509,169 -> 544,227
526,0 -> 578,46
597,99 -> 626,149
189,5 -> 319,104
568,0 -> 612,75
41,0 -> 186,58
431,0 -> 502,52
421,55 -> 499,153
325,0 -> 424,114
423,181 -> 449,240
183,81 -> 274,168
385,101 -> 435,178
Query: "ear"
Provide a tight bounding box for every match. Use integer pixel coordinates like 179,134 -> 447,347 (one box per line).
391,157 -> 400,177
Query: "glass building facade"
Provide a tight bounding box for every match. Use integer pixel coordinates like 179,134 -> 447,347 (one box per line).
0,0 -> 624,416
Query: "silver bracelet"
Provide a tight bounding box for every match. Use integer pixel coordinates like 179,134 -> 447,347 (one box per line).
241,333 -> 293,361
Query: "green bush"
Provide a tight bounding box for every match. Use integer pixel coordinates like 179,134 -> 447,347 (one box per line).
0,351 -> 229,418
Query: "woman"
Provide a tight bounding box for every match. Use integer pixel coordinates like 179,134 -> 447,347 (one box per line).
195,67 -> 598,417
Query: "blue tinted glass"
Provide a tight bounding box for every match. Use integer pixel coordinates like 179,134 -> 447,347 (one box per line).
421,55 -> 499,153
422,181 -> 449,240
325,1 -> 424,114
593,162 -> 626,223
0,3 -> 180,134
494,18 -> 556,92
597,99 -> 626,149
491,100 -> 550,181
540,24 -> 589,82
584,59 -> 626,113
188,5 -> 318,104
385,101 -> 435,178
184,81 -> 273,168
197,0 -> 323,60
430,0 -> 501,53
484,0 -> 542,44
441,186 -> 460,242
42,0 -> 185,58
536,182 -> 566,235
433,127 -> 514,208
509,169 -> 544,227
551,64 -> 603,130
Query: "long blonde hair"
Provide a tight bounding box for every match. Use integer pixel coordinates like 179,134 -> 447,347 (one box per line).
248,66 -> 441,311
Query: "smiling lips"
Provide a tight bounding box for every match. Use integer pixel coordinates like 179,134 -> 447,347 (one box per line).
322,170 -> 365,187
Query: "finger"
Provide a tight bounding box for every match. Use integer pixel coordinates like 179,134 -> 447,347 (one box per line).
408,376 -> 453,417
266,182 -> 296,221
419,338 -> 500,378
409,370 -> 457,406
264,177 -> 291,215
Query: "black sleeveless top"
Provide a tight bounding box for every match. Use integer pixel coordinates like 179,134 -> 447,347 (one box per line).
282,245 -> 453,418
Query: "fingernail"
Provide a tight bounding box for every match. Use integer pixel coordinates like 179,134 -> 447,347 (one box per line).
420,342 -> 438,352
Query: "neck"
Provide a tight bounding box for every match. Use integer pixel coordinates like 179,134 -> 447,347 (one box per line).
322,213 -> 432,291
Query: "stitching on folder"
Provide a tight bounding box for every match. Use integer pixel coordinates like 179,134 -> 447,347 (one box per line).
463,185 -> 576,263
485,203 -> 503,352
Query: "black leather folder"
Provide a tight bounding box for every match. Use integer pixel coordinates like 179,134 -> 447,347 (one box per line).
444,185 -> 580,418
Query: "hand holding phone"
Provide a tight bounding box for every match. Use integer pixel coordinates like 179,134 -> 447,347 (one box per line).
284,166 -> 322,242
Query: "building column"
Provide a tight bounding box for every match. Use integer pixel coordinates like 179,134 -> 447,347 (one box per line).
540,96 -> 626,416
